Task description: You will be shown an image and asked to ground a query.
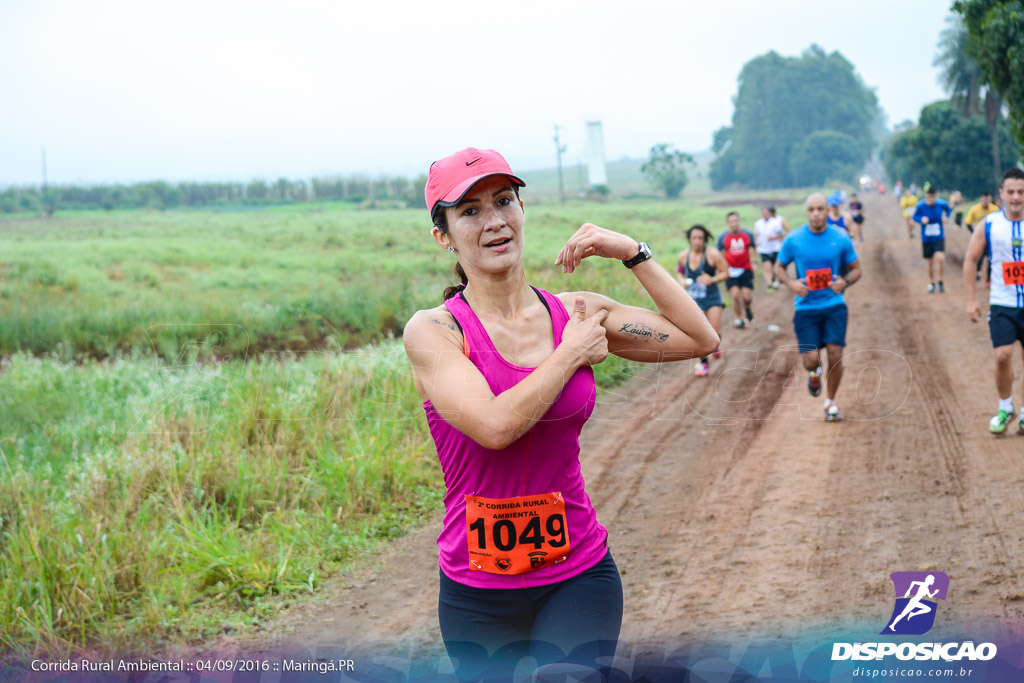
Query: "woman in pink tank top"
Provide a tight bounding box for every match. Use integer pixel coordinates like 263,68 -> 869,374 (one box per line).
403,148 -> 720,681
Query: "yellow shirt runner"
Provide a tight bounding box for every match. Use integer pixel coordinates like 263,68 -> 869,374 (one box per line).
964,202 -> 1000,231
900,194 -> 918,218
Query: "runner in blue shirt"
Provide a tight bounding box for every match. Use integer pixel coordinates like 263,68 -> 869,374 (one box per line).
775,193 -> 862,421
912,187 -> 952,293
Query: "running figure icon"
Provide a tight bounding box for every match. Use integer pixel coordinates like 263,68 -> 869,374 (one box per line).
881,571 -> 949,635
888,575 -> 938,631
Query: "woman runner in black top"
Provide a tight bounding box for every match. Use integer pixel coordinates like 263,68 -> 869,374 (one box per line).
676,224 -> 728,376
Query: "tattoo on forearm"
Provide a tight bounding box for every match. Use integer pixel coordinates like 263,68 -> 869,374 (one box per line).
431,318 -> 456,331
619,322 -> 669,342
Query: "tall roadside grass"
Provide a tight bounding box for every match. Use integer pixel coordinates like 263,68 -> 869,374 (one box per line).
0,345 -> 441,657
0,344 -> 638,658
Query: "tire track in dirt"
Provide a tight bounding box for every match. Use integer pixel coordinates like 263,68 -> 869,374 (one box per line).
584,308 -> 796,520
879,243 -> 967,505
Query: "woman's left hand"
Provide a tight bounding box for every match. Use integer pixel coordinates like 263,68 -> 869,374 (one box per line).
555,223 -> 640,274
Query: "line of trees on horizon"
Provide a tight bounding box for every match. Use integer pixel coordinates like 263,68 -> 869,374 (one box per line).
0,173 -> 431,215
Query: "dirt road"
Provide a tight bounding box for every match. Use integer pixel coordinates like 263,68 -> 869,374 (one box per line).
232,194 -> 1024,670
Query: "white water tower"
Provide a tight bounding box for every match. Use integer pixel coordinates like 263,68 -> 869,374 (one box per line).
586,121 -> 607,187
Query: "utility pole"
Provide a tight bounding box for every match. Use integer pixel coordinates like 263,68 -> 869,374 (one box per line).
553,125 -> 567,203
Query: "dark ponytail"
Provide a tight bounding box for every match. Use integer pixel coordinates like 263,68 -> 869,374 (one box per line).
443,262 -> 468,301
433,206 -> 468,301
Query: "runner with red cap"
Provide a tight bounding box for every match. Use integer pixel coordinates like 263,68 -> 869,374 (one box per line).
404,147 -> 719,681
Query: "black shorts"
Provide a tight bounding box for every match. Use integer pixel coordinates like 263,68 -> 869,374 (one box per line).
438,551 -> 622,681
726,269 -> 754,290
955,212 -> 964,227
759,252 -> 778,264
853,214 -> 864,224
988,305 -> 1024,348
922,239 -> 945,259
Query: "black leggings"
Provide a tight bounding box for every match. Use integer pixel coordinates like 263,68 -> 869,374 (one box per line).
438,551 -> 623,682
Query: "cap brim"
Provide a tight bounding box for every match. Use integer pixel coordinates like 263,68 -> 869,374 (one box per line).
434,173 -> 526,210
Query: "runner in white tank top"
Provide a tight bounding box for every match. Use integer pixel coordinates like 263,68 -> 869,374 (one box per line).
964,168 -> 1024,433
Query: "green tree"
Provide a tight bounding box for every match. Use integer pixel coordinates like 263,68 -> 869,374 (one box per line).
641,143 -> 695,199
935,15 -> 984,116
789,130 -> 862,186
711,126 -> 732,155
883,100 -> 1018,197
883,127 -> 924,188
404,174 -> 428,209
709,151 -> 738,190
710,45 -> 879,189
247,179 -> 268,202
954,0 -> 1024,151
934,12 -> 1005,186
41,188 -> 58,217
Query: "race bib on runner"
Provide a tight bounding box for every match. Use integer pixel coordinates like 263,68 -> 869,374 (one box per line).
924,224 -> 941,237
806,267 -> 834,291
689,281 -> 708,299
1003,261 -> 1024,286
465,492 -> 570,574
728,267 -> 745,278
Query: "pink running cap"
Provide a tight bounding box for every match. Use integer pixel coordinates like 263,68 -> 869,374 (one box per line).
424,148 -> 525,219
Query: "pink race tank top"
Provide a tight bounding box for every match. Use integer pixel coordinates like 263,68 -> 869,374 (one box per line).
423,286 -> 609,588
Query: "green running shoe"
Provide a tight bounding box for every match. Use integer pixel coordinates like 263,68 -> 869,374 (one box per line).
990,407 -> 1014,434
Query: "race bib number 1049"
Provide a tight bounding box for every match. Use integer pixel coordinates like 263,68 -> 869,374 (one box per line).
465,492 -> 570,574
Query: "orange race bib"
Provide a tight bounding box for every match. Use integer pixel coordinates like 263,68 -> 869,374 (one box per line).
1003,261 -> 1024,286
465,492 -> 570,574
806,267 -> 834,291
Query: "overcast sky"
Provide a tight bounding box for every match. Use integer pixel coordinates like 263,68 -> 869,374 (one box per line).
0,0 -> 951,186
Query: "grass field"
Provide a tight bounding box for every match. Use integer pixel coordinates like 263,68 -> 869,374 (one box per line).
0,190 -> 810,658
0,191 -> 805,362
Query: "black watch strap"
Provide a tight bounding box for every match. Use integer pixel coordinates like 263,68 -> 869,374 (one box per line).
622,242 -> 652,269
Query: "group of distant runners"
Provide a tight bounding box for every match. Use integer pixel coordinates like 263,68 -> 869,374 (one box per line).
898,169 -> 1024,435
896,181 -> 1006,293
674,192 -> 863,420
671,171 -> 1024,433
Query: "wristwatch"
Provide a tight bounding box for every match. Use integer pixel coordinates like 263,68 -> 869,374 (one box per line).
622,242 -> 652,269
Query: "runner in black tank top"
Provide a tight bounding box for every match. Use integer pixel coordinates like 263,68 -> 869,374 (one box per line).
676,225 -> 728,376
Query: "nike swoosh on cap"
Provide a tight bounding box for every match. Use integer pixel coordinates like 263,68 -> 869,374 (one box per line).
465,158 -> 482,166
